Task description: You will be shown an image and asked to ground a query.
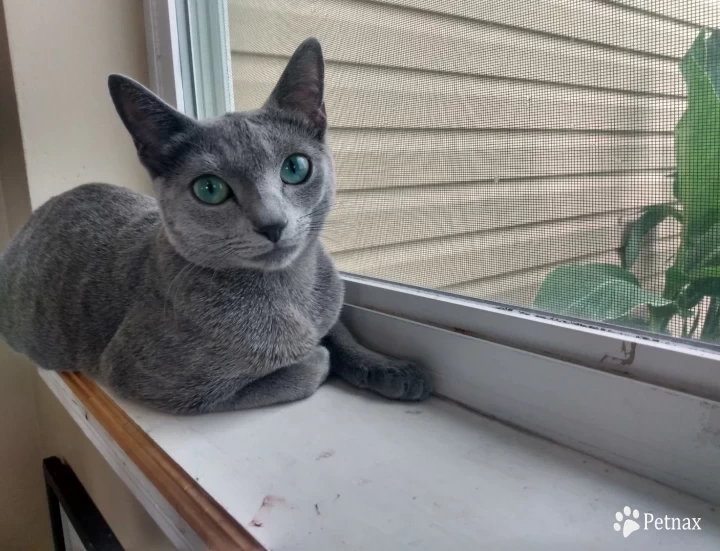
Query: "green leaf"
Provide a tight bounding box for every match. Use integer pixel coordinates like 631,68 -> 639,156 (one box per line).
707,29 -> 720,96
652,302 -> 681,322
655,270 -> 720,333
680,276 -> 720,302
648,304 -> 678,331
534,263 -> 672,321
663,264 -> 687,300
701,297 -> 720,342
620,204 -> 682,269
676,277 -> 720,340
687,311 -> 702,339
689,266 -> 720,280
676,30 -> 720,237
670,171 -> 680,201
649,273 -> 720,333
683,29 -> 707,73
648,274 -> 707,332
678,223 -> 720,276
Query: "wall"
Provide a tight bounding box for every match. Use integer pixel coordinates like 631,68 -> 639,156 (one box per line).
0,3 -> 46,548
0,174 -> 9,249
227,0 -> 717,307
0,0 -> 151,548
3,0 -> 151,209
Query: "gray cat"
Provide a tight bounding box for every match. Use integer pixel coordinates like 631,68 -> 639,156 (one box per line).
0,38 -> 431,413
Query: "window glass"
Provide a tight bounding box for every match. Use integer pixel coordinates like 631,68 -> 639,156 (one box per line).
226,0 -> 720,342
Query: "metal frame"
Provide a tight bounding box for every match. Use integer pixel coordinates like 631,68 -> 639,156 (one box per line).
186,0 -> 234,118
174,0 -> 198,117
44,456 -> 124,551
143,0 -> 234,117
142,0 -> 720,505
343,275 -> 720,402
143,0 -> 186,110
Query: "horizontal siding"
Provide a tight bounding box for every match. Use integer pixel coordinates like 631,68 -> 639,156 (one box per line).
370,0 -> 700,58
332,212 -> 680,287
233,56 -> 685,132
229,0 -> 684,97
325,130 -> 673,190
326,173 -> 675,252
227,0 -> 700,308
612,1 -> 720,28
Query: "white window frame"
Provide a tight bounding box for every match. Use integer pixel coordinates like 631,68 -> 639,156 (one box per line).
142,0 -> 720,506
144,0 -> 233,117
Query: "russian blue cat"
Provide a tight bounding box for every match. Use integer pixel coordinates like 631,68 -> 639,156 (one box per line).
0,38 -> 431,413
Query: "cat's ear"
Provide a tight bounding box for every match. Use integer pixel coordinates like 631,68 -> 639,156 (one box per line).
108,74 -> 195,176
264,38 -> 327,137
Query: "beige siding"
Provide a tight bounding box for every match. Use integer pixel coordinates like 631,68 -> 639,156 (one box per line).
613,1 -> 720,28
234,57 -> 684,132
228,0 -> 702,307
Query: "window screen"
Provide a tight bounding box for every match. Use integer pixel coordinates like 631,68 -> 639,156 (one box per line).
227,0 -> 720,342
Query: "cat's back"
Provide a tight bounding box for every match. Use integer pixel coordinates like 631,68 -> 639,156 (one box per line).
0,183 -> 160,370
0,183 -> 158,277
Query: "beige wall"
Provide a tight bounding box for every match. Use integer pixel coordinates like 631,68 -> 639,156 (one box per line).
0,174 -> 9,249
0,0 -> 151,548
3,0 -> 152,208
0,3 -> 47,548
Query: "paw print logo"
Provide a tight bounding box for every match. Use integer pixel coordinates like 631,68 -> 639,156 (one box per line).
614,506 -> 641,538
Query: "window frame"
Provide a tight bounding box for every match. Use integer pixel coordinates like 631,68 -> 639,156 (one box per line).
343,275 -> 720,402
185,0 -> 234,118
143,0 -> 720,505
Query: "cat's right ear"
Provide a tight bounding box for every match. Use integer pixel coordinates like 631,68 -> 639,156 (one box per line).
108,74 -> 195,177
264,38 -> 327,138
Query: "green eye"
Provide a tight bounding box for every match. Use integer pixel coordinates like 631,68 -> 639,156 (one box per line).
280,154 -> 311,185
192,176 -> 231,205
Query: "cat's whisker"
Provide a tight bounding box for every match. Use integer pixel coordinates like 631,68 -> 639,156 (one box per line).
301,203 -> 335,220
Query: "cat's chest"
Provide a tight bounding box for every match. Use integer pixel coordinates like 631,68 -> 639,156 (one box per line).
223,285 -> 317,339
189,276 -> 331,368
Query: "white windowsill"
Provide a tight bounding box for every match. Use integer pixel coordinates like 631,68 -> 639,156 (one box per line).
40,371 -> 720,550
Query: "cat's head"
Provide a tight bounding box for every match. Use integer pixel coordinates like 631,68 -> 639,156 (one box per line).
108,38 -> 333,271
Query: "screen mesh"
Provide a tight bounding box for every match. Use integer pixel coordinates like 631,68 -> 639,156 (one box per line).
227,0 -> 720,341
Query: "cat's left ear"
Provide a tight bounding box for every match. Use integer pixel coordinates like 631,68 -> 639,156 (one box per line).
108,74 -> 196,177
264,38 -> 327,137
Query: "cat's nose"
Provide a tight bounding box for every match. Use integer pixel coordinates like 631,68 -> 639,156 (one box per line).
255,222 -> 286,243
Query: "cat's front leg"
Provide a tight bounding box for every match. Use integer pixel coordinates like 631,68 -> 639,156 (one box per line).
224,345 -> 330,410
323,321 -> 432,401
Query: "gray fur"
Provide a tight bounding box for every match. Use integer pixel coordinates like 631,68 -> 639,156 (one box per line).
0,38 -> 431,413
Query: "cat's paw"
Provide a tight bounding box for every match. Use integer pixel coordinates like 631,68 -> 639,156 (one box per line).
292,346 -> 331,399
366,359 -> 433,401
306,345 -> 331,388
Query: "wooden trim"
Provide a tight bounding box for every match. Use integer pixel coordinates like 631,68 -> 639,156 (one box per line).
59,372 -> 266,551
